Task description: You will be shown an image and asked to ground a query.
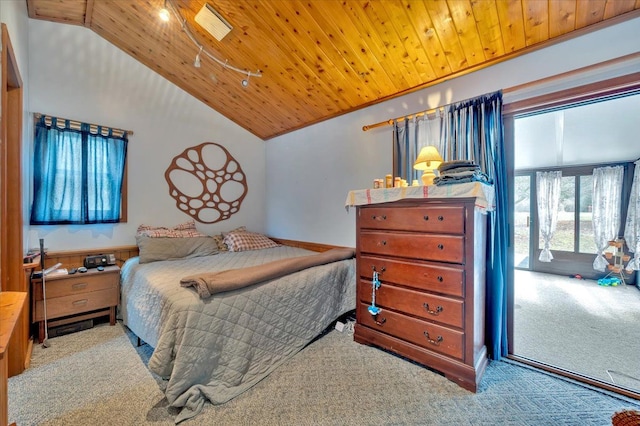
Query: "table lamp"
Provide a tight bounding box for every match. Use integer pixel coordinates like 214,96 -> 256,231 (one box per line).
413,146 -> 443,186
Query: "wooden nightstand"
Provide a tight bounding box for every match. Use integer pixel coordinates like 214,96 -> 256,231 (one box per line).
31,266 -> 120,343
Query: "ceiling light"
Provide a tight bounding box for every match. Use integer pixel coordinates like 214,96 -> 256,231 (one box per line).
194,46 -> 203,68
159,1 -> 170,22
241,73 -> 250,88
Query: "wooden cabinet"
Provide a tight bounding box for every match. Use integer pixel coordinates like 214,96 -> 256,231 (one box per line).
31,266 -> 120,343
354,198 -> 488,392
5,263 -> 36,379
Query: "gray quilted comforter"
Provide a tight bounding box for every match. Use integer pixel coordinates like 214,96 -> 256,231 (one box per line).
120,246 -> 356,423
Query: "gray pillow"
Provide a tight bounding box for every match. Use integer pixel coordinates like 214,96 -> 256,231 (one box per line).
136,236 -> 219,264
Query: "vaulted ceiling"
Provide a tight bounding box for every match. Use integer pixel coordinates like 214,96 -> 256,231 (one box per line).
26,0 -> 640,140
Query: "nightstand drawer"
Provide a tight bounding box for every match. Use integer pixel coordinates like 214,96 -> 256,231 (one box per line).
359,231 -> 464,263
32,273 -> 118,300
359,255 -> 464,297
359,205 -> 465,234
357,302 -> 464,360
357,279 -> 464,328
33,288 -> 118,321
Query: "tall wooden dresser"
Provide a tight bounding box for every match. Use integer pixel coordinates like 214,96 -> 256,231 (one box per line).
354,197 -> 488,392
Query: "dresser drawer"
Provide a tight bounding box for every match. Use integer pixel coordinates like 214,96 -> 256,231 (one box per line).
32,273 -> 118,300
357,302 -> 464,360
359,231 -> 464,263
359,255 -> 464,297
357,279 -> 464,328
33,288 -> 119,321
359,205 -> 465,234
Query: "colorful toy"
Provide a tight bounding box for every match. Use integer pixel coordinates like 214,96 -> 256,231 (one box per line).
368,271 -> 381,315
597,277 -> 621,286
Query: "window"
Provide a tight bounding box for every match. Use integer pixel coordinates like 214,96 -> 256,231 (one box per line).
30,115 -> 128,225
535,167 -> 597,255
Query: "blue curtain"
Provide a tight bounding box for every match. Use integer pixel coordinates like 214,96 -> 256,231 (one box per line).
441,91 -> 508,359
393,119 -> 411,182
30,116 -> 128,224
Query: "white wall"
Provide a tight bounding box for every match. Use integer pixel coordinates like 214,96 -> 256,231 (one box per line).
1,0 -> 30,253
27,20 -> 266,251
265,17 -> 640,248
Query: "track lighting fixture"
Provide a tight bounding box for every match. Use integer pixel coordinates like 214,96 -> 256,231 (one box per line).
160,0 -> 261,86
194,46 -> 203,68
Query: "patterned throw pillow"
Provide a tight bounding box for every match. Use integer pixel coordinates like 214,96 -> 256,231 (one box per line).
136,220 -> 207,238
222,226 -> 246,236
223,231 -> 280,252
211,234 -> 228,252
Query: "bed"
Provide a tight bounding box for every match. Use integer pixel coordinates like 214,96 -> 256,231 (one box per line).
120,243 -> 356,423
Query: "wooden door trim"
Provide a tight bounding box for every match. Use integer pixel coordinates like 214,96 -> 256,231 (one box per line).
2,23 -> 27,379
1,23 -> 24,291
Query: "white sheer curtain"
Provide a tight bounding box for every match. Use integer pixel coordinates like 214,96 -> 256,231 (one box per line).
393,111 -> 442,184
592,165 -> 625,271
624,160 -> 640,272
536,171 -> 562,262
420,110 -> 442,155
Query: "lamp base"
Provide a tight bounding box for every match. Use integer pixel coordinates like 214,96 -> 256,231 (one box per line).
421,171 -> 436,186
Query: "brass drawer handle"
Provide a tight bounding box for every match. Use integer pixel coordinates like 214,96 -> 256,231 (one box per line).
72,299 -> 88,306
72,283 -> 88,290
372,214 -> 386,221
423,303 -> 443,316
423,331 -> 443,346
371,265 -> 386,273
437,244 -> 444,250
374,317 -> 386,326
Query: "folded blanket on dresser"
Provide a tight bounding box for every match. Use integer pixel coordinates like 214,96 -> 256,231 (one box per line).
180,247 -> 355,298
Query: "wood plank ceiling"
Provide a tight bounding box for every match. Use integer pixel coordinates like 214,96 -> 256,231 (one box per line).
26,0 -> 640,140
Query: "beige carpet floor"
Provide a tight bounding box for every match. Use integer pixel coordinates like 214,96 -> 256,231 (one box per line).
9,319 -> 640,425
514,270 -> 640,391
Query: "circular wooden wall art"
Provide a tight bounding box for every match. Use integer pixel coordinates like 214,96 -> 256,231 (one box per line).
164,142 -> 248,223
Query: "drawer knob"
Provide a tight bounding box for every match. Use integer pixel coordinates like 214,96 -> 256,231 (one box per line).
423,215 -> 429,221
438,215 -> 444,221
374,317 -> 386,326
371,265 -> 386,273
380,240 -> 387,246
423,331 -> 443,346
372,214 -> 387,221
437,276 -> 444,282
423,303 -> 443,316
437,244 -> 444,250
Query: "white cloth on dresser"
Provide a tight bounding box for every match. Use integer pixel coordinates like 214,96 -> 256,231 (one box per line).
345,181 -> 495,213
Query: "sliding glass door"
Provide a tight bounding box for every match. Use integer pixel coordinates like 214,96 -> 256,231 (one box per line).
506,76 -> 640,400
